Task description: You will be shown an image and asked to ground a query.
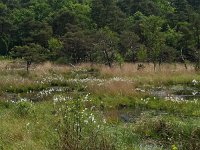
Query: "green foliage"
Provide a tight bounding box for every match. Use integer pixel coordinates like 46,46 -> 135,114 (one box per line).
137,45 -> 148,62
10,43 -> 48,63
62,25 -> 93,64
10,43 -> 49,71
91,0 -> 125,31
48,38 -> 63,60
134,115 -> 200,149
15,99 -> 34,116
9,8 -> 35,24
120,31 -> 140,62
115,53 -> 124,67
140,15 -> 166,67
0,0 -> 199,69
94,27 -> 119,67
0,2 -> 7,15
48,38 -> 63,51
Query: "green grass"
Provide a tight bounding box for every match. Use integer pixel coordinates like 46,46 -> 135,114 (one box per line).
0,62 -> 200,149
0,101 -> 59,150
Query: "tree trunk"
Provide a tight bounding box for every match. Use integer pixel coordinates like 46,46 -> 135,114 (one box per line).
153,62 -> 156,71
181,49 -> 188,70
26,61 -> 31,73
2,37 -> 9,55
159,61 -> 161,71
196,26 -> 200,49
104,50 -> 112,68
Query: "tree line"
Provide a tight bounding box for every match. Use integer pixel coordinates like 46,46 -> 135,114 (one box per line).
1,0 -> 200,69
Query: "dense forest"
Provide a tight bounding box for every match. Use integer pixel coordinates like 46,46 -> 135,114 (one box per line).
1,0 -> 200,68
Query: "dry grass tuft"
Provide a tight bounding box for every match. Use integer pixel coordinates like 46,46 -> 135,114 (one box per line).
34,62 -> 71,76
99,63 -> 195,77
87,80 -> 137,96
0,60 -> 12,69
94,63 -> 199,85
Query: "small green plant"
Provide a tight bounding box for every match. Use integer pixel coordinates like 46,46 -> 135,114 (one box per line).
15,99 -> 34,116
137,64 -> 145,71
0,100 -> 12,109
115,53 -> 124,68
5,84 -> 48,93
172,144 -> 178,150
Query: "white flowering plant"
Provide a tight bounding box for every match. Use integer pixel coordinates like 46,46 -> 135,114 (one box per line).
53,94 -> 114,150
15,98 -> 34,116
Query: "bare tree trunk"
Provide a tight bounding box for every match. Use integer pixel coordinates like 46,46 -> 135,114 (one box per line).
159,60 -> 162,71
181,49 -> 188,70
26,61 -> 31,73
2,37 -> 9,55
153,62 -> 156,71
104,50 -> 112,68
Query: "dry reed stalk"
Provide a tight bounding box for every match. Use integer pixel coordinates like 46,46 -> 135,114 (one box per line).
34,62 -> 71,76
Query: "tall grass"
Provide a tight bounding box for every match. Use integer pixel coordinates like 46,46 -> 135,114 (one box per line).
0,101 -> 59,150
133,115 -> 200,150
87,80 -> 137,96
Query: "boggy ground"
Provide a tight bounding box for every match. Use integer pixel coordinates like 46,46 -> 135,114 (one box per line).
0,60 -> 200,150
